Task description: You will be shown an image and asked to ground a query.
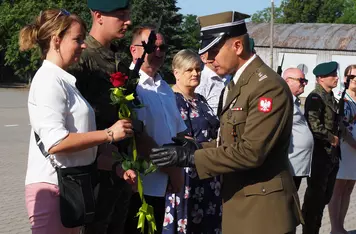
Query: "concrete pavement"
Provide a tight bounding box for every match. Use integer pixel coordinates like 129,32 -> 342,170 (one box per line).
0,88 -> 356,233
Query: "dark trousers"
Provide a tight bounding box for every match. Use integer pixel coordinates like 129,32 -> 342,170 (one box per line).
293,176 -> 303,191
302,151 -> 339,234
124,193 -> 165,234
85,171 -> 132,234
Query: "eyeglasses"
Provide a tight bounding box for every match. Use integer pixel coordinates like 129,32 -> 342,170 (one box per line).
134,44 -> 168,52
287,77 -> 308,85
54,9 -> 71,21
346,75 -> 356,80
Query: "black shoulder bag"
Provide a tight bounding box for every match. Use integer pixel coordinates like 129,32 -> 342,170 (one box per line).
34,132 -> 98,228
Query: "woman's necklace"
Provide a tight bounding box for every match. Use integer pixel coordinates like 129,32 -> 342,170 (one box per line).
174,84 -> 196,101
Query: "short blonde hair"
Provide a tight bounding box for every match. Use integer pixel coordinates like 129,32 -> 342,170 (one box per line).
172,49 -> 202,72
19,9 -> 87,59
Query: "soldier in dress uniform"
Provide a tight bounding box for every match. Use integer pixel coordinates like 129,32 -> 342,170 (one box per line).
302,61 -> 340,234
68,0 -> 135,233
149,11 -> 302,234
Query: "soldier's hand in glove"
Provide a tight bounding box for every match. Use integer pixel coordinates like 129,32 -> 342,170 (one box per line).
149,137 -> 201,167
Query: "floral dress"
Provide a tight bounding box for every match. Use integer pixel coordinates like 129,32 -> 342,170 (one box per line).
163,93 -> 222,234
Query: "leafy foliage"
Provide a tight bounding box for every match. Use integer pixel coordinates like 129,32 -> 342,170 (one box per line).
180,14 -> 200,51
0,0 -> 201,83
252,0 -> 356,24
251,5 -> 284,23
0,0 -> 90,81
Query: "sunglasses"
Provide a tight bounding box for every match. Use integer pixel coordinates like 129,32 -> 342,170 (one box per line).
134,44 -> 168,52
288,77 -> 308,85
54,9 -> 71,21
346,75 -> 356,80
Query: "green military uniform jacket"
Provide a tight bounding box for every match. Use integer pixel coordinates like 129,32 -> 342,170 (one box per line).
194,56 -> 302,234
304,83 -> 339,159
69,35 -> 130,131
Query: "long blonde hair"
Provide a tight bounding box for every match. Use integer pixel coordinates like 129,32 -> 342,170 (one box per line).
19,9 -> 86,59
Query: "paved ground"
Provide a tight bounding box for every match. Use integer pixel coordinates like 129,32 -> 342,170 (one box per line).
0,88 -> 31,234
0,88 -> 356,233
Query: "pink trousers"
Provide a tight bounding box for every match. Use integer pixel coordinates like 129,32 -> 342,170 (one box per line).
25,182 -> 81,234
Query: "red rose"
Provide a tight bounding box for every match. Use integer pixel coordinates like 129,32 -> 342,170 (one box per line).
110,72 -> 128,87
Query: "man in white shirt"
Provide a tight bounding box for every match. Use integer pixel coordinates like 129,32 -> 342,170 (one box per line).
124,25 -> 186,234
283,67 -> 314,190
196,53 -> 229,115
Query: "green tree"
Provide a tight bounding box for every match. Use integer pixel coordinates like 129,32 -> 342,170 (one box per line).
0,0 -> 90,81
336,0 -> 356,24
180,14 -> 200,51
282,0 -> 346,23
251,5 -> 284,23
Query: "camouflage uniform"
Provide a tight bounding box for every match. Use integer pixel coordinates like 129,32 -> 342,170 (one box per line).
302,83 -> 340,234
69,35 -> 131,234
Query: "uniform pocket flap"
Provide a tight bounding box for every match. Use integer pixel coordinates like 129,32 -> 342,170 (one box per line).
243,177 -> 284,196
227,111 -> 247,125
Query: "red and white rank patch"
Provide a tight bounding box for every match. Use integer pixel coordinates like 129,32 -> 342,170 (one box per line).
258,97 -> 273,113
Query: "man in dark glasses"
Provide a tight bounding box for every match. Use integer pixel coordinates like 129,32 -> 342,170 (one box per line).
124,24 -> 186,234
69,0 -> 134,234
283,68 -> 313,191
302,61 -> 340,234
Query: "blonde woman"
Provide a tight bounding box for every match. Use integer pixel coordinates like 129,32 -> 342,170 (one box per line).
162,49 -> 221,234
19,9 -> 135,234
328,65 -> 356,234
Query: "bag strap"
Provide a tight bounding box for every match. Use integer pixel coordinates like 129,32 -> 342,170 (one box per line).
34,132 -> 50,158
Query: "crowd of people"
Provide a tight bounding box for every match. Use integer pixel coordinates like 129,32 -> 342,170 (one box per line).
19,0 -> 356,234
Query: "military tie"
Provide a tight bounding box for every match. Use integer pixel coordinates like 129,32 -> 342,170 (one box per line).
217,80 -> 235,118
224,80 -> 235,106
227,80 -> 235,90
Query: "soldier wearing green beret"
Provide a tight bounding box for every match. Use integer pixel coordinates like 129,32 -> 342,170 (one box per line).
302,61 -> 340,234
149,11 -> 302,234
68,1 -> 133,234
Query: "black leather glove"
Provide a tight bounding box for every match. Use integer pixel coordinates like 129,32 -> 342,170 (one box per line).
149,137 -> 201,167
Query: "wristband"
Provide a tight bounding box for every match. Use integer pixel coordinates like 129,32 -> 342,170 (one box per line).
105,128 -> 114,144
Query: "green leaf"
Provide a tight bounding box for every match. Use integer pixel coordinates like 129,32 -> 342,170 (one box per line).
132,161 -> 141,171
122,160 -> 132,171
144,162 -> 157,175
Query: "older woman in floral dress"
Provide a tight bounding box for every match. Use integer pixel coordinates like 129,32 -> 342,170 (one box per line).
162,49 -> 222,234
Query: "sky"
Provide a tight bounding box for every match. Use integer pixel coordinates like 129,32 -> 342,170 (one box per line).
177,0 -> 282,17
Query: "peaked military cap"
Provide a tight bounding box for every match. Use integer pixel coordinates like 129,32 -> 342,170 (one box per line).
88,0 -> 129,12
313,61 -> 338,77
197,11 -> 250,55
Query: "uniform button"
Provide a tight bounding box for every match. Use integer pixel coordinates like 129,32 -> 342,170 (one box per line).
262,187 -> 266,193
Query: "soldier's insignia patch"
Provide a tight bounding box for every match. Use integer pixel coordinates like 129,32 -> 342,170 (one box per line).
257,72 -> 268,81
312,96 -> 319,100
258,97 -> 272,113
